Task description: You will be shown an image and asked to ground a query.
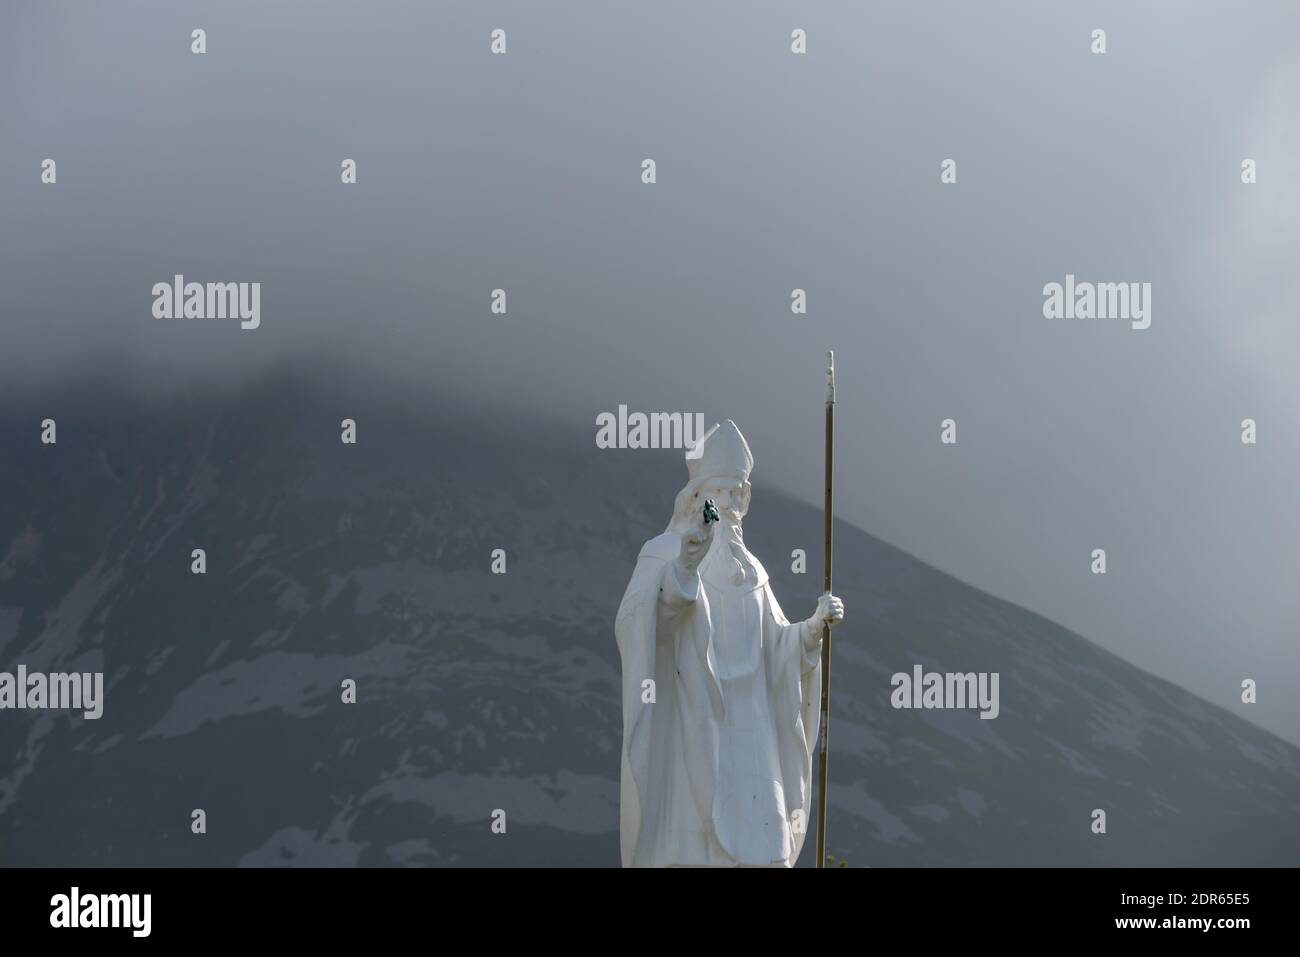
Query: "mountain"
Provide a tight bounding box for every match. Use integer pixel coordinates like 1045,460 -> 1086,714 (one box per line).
1,369 -> 1296,866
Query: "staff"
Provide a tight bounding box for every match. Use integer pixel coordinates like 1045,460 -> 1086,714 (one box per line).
815,351 -> 835,867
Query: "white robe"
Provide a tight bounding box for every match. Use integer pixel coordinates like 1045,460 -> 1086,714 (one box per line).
615,530 -> 822,867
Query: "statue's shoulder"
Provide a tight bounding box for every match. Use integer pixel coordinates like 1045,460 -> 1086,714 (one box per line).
638,532 -> 679,562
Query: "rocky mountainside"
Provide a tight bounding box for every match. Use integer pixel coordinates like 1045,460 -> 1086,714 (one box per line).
1,371 -> 1296,866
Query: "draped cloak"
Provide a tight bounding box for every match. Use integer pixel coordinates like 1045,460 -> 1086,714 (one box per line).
615,530 -> 822,867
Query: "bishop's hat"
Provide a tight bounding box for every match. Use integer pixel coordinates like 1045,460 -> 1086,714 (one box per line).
686,419 -> 753,484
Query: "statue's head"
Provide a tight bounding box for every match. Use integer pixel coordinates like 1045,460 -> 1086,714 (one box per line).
667,420 -> 753,533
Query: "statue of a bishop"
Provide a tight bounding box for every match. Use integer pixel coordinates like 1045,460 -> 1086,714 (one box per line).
615,420 -> 844,867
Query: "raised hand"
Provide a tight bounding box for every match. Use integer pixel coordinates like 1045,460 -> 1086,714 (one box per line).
676,504 -> 716,576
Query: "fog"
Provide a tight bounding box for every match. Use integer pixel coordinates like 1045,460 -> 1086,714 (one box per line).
1,0 -> 1296,742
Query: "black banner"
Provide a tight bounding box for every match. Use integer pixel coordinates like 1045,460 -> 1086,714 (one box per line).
0,867 -> 1287,943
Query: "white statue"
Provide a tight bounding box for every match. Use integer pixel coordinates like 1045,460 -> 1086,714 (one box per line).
615,420 -> 845,867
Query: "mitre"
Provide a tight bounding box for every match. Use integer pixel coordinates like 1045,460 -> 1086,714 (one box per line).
686,419 -> 754,483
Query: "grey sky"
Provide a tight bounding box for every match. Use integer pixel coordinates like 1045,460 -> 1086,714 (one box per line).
1,0 -> 1297,742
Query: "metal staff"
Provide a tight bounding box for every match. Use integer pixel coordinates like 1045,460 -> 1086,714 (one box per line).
815,350 -> 835,868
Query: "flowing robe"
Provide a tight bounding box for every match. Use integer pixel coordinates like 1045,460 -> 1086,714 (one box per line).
615,530 -> 822,867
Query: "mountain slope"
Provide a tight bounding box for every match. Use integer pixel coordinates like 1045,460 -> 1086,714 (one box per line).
0,371 -> 1296,866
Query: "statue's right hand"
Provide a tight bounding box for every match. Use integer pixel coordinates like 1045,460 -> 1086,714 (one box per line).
677,511 -> 715,576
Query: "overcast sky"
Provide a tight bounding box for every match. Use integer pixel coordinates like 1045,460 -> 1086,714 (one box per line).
1,0 -> 1296,743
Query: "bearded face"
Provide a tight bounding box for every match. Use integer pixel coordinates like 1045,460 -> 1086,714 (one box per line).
695,478 -> 746,526
691,477 -> 759,586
